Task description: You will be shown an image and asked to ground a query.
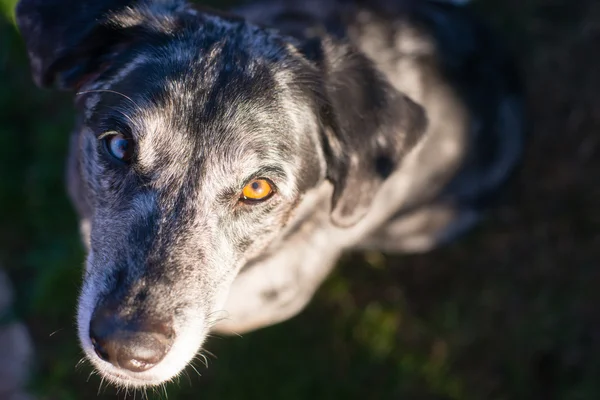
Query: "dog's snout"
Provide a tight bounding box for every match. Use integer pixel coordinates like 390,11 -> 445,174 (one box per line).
89,307 -> 174,373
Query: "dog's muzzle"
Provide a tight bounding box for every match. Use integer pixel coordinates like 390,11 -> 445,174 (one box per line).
89,301 -> 175,373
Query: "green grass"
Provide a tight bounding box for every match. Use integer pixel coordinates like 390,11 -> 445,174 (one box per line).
1,1 -> 600,399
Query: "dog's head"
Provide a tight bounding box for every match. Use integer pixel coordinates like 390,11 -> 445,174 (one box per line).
17,0 -> 426,387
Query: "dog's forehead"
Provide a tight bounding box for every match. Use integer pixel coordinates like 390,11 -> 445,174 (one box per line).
128,56 -> 295,169
82,15 -> 313,197
100,12 -> 295,97
97,15 -> 302,137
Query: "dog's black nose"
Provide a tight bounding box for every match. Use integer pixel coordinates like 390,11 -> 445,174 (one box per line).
89,308 -> 174,373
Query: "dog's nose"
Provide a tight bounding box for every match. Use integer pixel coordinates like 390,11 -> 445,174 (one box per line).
89,309 -> 174,373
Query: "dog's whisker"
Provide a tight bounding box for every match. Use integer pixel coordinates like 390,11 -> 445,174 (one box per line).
86,370 -> 96,383
173,373 -> 182,388
76,89 -> 141,111
106,105 -> 140,129
97,376 -> 106,396
202,348 -> 218,360
193,352 -> 209,368
183,368 -> 192,386
188,362 -> 202,378
49,328 -> 64,337
200,352 -> 209,367
206,309 -> 230,321
75,357 -> 87,370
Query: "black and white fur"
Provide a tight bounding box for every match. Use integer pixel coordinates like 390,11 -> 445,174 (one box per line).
16,0 -> 524,388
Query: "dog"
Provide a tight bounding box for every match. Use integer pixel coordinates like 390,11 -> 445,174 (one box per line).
16,0 -> 525,388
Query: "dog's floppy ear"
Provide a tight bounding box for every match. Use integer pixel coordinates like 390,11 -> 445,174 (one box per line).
16,0 -> 184,90
303,38 -> 428,227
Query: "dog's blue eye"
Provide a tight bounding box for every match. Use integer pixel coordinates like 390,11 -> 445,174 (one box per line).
102,132 -> 133,162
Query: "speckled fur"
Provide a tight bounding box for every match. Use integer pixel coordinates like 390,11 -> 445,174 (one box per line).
16,0 -> 524,388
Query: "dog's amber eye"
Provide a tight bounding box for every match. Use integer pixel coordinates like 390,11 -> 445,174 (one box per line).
241,179 -> 274,202
102,131 -> 133,163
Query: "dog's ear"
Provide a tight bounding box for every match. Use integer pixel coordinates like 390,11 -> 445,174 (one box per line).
16,0 -> 185,90
302,38 -> 428,227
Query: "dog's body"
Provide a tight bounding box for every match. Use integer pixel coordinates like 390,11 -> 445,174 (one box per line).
220,0 -> 524,333
17,0 -> 524,388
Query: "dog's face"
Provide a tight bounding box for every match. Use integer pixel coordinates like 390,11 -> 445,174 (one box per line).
65,11 -> 329,386
17,0 -> 426,388
74,17 -> 329,386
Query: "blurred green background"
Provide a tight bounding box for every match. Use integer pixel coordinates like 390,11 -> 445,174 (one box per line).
1,0 -> 599,399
